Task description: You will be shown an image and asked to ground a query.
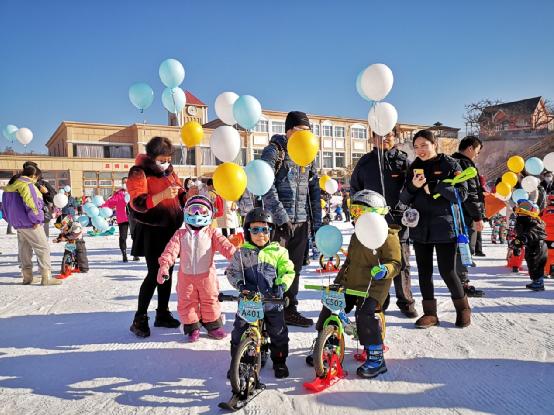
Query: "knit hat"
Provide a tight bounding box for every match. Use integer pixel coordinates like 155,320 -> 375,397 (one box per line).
285,111 -> 310,132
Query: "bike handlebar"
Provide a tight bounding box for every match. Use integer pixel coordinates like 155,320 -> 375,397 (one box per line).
218,292 -> 289,306
304,284 -> 368,298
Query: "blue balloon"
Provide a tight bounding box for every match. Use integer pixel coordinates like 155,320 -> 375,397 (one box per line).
129,82 -> 154,112
511,188 -> 529,203
77,216 -> 90,227
99,207 -> 113,218
64,185 -> 71,193
2,124 -> 18,142
525,157 -> 544,176
233,95 -> 262,130
92,215 -> 109,232
162,87 -> 186,113
159,58 -> 185,88
245,160 -> 275,196
92,195 -> 104,207
84,203 -> 100,218
315,225 -> 343,258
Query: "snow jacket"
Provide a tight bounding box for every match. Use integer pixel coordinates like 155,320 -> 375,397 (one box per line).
399,154 -> 468,244
451,152 -> 485,222
217,200 -> 239,229
334,226 -> 401,307
103,188 -> 129,224
1,175 -> 44,229
261,134 -> 322,228
36,178 -> 56,221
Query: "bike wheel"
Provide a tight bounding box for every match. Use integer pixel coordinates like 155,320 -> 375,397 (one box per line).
230,336 -> 262,395
313,325 -> 345,378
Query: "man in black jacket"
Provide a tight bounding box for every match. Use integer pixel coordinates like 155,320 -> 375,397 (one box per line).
451,136 -> 486,297
23,161 -> 56,237
350,128 -> 417,317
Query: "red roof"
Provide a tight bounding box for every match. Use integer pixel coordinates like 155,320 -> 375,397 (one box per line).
185,91 -> 206,106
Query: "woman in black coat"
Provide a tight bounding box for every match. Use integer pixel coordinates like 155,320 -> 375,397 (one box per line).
400,130 -> 471,329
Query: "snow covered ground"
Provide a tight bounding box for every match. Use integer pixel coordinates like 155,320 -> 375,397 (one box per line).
0,220 -> 553,415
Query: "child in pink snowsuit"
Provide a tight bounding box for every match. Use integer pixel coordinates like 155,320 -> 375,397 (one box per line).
157,195 -> 236,342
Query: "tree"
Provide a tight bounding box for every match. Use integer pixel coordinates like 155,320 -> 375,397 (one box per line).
463,98 -> 503,135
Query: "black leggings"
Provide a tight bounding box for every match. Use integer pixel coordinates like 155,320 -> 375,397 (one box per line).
413,242 -> 465,300
119,222 -> 129,253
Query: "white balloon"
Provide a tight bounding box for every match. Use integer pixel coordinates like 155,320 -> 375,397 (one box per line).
360,63 -> 394,101
210,126 -> 241,162
16,127 -> 33,145
494,192 -> 511,202
53,193 -> 68,209
521,176 -> 540,193
215,92 -> 239,125
543,152 -> 554,172
368,102 -> 398,136
325,179 -> 339,194
354,212 -> 389,250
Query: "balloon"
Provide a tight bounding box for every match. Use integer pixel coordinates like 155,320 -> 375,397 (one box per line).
86,205 -> 100,218
521,176 -> 540,193
355,212 -> 389,250
2,124 -> 18,142
58,189 -> 65,194
494,192 -> 511,202
77,216 -> 90,227
213,162 -> 247,201
99,207 -> 113,218
244,159 -> 274,196
315,225 -> 343,257
15,128 -> 33,145
215,92 -> 239,125
64,185 -> 71,193
128,82 -> 154,111
181,121 -> 204,147
356,69 -> 373,102
159,58 -> 185,88
91,215 -> 109,232
319,175 -> 330,190
162,87 -> 186,114
210,126 -> 241,162
359,63 -> 394,101
92,195 -> 104,207
495,182 -> 512,197
501,172 -> 518,188
507,155 -> 525,173
124,192 -> 130,203
325,179 -> 339,194
53,193 -> 68,209
233,95 -> 262,130
368,102 -> 398,136
287,130 -> 319,167
511,188 -> 529,203
543,152 -> 554,171
525,157 -> 544,176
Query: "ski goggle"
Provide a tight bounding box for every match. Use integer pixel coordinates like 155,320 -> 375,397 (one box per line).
184,204 -> 211,217
248,226 -> 272,235
350,204 -> 389,219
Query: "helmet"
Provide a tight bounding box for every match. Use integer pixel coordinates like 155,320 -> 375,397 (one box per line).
350,190 -> 389,218
184,195 -> 214,227
515,199 -> 540,218
243,208 -> 275,244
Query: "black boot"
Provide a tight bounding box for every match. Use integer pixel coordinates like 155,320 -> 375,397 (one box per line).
130,314 -> 150,338
154,309 -> 180,328
273,361 -> 289,378
122,251 -> 128,262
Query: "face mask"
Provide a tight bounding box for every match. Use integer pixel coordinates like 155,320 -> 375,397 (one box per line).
156,161 -> 170,171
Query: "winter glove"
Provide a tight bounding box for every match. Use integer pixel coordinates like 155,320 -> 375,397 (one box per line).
278,222 -> 293,240
370,265 -> 388,280
273,284 -> 286,298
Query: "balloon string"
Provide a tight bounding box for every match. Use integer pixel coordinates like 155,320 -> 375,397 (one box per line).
170,89 -> 188,170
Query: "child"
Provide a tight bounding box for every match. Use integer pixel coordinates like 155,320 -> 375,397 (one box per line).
53,217 -> 89,277
491,212 -> 507,244
513,200 -> 547,291
334,205 -> 343,221
226,207 -> 295,378
157,195 -> 236,341
309,190 -> 401,379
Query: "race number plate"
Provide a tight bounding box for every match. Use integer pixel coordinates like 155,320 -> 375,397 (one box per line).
238,299 -> 264,323
322,290 -> 346,312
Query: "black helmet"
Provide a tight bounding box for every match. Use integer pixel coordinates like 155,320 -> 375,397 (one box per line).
243,207 -> 275,244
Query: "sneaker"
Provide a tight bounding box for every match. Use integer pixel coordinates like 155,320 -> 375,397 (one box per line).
464,283 -> 485,298
130,314 -> 150,338
526,278 -> 545,291
154,309 -> 180,328
207,327 -> 226,340
284,309 -> 313,327
356,345 -> 387,379
188,329 -> 200,342
273,362 -> 289,379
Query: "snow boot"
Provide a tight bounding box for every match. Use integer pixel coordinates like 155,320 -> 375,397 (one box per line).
526,277 -> 545,291
452,296 -> 471,328
273,361 -> 289,379
415,299 -> 439,328
207,327 -> 226,340
133,256 -> 140,261
188,329 -> 200,343
154,309 -> 180,328
41,272 -> 62,286
356,345 -> 387,379
284,308 -> 313,327
22,269 -> 34,285
130,314 -> 150,338
399,303 -> 418,318
464,282 -> 485,297
122,251 -> 128,262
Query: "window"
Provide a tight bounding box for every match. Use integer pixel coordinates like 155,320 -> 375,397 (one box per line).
74,144 -> 104,158
314,152 -> 321,169
234,148 -> 247,166
335,152 -> 345,168
105,145 -> 133,158
201,147 -> 217,166
272,121 -> 285,134
172,146 -> 196,165
323,152 -> 333,168
334,127 -> 345,138
352,153 -> 364,165
253,149 -> 263,159
255,120 -> 269,132
311,124 -> 321,136
351,127 -> 367,139
323,125 -> 333,137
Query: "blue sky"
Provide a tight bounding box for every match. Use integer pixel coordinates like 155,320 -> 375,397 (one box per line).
1,0 -> 553,153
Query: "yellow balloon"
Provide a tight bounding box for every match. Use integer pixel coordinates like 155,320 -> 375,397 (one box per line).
287,130 -> 319,167
213,162 -> 247,202
319,175 -> 330,190
507,155 -> 525,173
180,121 -> 204,147
501,171 -> 518,187
496,181 -> 512,197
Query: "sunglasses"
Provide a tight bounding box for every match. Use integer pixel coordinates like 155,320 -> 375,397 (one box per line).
248,226 -> 272,235
185,204 -> 211,216
350,204 -> 389,219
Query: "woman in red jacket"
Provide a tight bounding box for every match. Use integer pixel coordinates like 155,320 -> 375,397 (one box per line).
127,136 -> 187,338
